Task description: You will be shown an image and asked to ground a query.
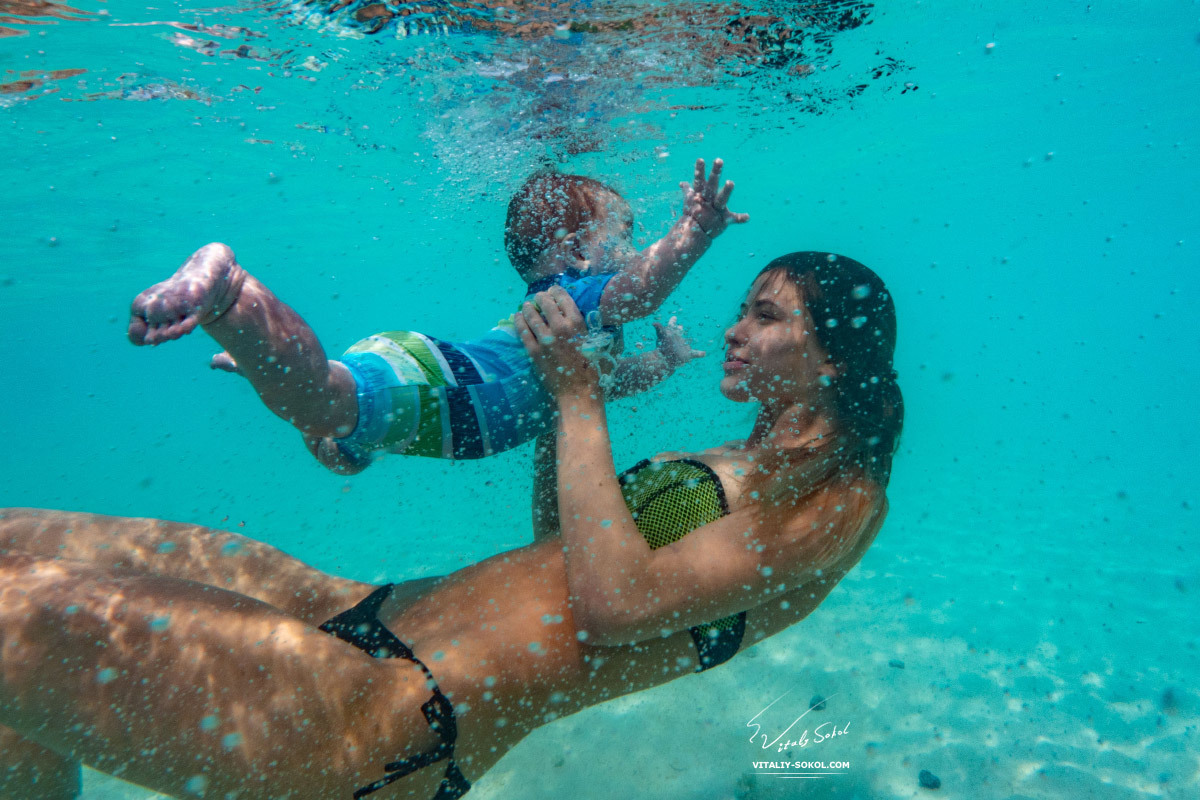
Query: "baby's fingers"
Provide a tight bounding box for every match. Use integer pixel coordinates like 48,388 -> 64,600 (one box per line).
706,158 -> 724,194
715,179 -> 734,208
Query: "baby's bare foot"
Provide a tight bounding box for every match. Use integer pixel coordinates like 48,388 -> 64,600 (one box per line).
128,243 -> 247,346
210,351 -> 242,374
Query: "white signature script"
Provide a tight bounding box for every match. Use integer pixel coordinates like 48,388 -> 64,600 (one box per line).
746,690 -> 851,753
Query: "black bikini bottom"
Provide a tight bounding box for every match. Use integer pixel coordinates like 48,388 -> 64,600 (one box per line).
319,584 -> 471,800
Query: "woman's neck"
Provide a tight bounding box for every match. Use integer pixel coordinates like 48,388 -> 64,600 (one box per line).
746,401 -> 836,453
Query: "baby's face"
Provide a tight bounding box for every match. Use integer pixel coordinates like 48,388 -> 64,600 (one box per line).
575,197 -> 635,275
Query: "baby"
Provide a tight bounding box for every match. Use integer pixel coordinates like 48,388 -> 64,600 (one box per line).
128,158 -> 747,473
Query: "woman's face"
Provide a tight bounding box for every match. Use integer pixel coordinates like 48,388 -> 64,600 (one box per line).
721,271 -> 835,404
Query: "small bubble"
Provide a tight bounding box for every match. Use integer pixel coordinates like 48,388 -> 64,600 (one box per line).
221,733 -> 242,750
149,615 -> 172,632
184,775 -> 209,795
851,284 -> 871,300
220,541 -> 243,557
200,715 -> 219,732
96,667 -> 118,684
825,318 -> 838,328
851,315 -> 868,328
528,641 -> 543,653
600,519 -> 613,528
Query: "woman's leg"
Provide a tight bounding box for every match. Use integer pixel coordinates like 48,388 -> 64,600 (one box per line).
0,552 -> 448,800
0,508 -> 370,624
0,725 -> 79,800
0,509 -> 386,798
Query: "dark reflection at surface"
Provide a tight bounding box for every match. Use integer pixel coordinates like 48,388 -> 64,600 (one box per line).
0,0 -> 910,160
0,0 -> 90,37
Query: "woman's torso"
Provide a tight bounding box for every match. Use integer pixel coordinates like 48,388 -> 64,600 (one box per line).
382,444 -> 884,779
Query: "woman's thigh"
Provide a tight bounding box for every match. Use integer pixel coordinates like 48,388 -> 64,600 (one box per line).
0,508 -> 372,624
0,725 -> 80,800
0,551 -> 447,800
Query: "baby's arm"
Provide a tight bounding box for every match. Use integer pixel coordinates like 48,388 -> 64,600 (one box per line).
607,317 -> 706,400
599,158 -> 748,324
129,243 -> 359,443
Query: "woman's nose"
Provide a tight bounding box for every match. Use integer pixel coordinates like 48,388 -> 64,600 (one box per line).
724,321 -> 744,346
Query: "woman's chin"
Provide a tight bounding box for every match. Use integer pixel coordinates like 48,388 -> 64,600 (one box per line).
720,376 -> 752,402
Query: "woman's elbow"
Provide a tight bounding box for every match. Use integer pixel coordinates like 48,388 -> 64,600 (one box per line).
570,591 -> 640,647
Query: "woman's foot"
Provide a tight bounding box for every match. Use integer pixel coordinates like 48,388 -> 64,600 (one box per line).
128,242 -> 247,346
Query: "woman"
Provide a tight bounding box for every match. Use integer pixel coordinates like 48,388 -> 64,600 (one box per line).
0,252 -> 901,800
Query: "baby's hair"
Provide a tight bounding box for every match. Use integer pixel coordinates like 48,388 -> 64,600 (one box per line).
504,171 -> 631,282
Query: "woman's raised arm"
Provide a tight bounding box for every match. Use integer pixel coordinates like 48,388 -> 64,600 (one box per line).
515,287 -> 876,646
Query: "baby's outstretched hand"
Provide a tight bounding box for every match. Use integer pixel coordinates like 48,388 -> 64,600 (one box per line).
654,316 -> 706,370
680,157 -> 750,239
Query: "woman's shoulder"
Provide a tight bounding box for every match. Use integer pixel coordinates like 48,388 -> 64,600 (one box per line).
648,440 -> 747,464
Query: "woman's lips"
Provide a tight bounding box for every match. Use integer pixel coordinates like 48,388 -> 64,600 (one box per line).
723,356 -> 748,372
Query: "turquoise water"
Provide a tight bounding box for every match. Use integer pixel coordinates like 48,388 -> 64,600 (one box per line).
2,1 -> 1197,798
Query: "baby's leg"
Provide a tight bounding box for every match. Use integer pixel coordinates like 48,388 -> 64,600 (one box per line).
0,724 -> 79,800
128,242 -> 358,439
0,508 -> 370,624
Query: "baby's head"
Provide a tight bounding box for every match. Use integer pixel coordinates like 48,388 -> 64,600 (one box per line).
504,171 -> 635,283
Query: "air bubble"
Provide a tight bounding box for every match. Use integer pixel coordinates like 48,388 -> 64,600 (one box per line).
851,315 -> 868,328
184,775 -> 208,796
852,284 -> 871,300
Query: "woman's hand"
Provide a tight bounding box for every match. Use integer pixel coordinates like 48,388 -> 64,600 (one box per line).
516,286 -> 601,400
680,157 -> 750,240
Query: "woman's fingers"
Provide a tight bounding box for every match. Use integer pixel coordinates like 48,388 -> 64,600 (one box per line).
520,300 -> 553,344
547,285 -> 585,329
515,309 -> 538,351
537,286 -> 585,335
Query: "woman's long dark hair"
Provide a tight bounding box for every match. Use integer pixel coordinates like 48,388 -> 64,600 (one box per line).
747,252 -> 903,522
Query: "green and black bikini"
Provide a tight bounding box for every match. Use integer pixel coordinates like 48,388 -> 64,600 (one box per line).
320,458 -> 745,798
616,458 -> 747,669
